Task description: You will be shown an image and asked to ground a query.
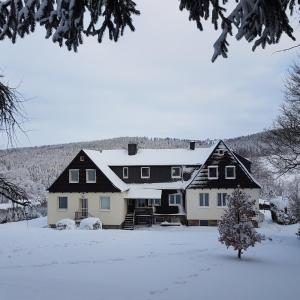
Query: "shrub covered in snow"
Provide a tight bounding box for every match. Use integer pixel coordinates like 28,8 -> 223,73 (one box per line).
79,217 -> 102,230
218,188 -> 264,259
56,219 -> 76,230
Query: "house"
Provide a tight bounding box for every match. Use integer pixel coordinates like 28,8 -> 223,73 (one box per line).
47,140 -> 261,229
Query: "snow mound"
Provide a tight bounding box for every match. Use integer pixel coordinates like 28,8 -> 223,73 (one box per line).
56,219 -> 76,230
79,217 -> 102,230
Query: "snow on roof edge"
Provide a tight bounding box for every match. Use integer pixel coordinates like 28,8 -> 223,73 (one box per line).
83,150 -> 129,192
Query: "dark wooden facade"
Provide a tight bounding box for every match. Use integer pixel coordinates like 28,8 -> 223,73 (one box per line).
188,141 -> 260,189
110,165 -> 196,184
48,150 -> 120,193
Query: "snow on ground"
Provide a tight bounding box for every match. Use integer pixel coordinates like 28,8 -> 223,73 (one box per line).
0,213 -> 299,300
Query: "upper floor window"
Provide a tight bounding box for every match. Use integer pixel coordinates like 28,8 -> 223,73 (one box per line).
80,156 -> 85,161
100,196 -> 111,210
58,196 -> 68,209
123,167 -> 128,179
141,167 -> 150,179
169,194 -> 182,206
225,166 -> 236,179
171,166 -> 182,179
69,169 -> 79,183
217,193 -> 227,207
208,166 -> 218,179
199,193 -> 209,207
86,169 -> 96,183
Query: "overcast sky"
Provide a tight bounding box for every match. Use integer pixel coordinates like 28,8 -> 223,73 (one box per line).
1,1 -> 300,148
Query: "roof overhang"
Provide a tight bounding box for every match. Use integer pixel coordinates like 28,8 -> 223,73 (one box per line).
125,188 -> 162,199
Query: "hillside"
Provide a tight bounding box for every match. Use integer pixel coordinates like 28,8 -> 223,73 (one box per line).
0,133 -> 266,204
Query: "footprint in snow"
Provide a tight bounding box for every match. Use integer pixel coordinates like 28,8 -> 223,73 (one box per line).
110,258 -> 124,262
173,280 -> 187,285
149,288 -> 168,295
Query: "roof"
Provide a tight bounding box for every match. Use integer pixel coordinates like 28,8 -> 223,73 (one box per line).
83,150 -> 129,192
125,188 -> 162,199
82,147 -> 215,166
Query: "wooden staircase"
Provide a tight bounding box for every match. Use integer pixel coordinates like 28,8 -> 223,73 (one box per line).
123,213 -> 135,230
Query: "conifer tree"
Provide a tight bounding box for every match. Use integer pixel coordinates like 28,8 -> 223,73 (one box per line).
218,188 -> 264,259
0,1 -> 299,61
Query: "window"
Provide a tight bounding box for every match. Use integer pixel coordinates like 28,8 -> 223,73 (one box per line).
225,166 -> 236,179
80,156 -> 85,161
217,193 -> 227,207
141,167 -> 150,179
199,193 -> 209,207
123,167 -> 128,179
86,169 -> 96,183
148,199 -> 161,206
171,167 -> 182,179
208,166 -> 218,179
58,196 -> 68,209
169,194 -> 182,206
100,196 -> 111,210
69,169 -> 79,183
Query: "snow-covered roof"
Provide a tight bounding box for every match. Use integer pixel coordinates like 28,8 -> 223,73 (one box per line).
83,147 -> 214,166
83,150 -> 129,192
125,188 -> 162,199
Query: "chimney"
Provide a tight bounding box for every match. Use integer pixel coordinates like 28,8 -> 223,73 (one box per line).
189,141 -> 195,150
128,143 -> 138,155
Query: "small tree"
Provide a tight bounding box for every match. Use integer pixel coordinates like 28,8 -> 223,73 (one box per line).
218,188 -> 264,259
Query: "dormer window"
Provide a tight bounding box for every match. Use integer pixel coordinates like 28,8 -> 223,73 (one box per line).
171,167 -> 182,179
208,166 -> 218,179
123,167 -> 128,179
141,167 -> 150,179
69,169 -> 79,183
225,166 -> 236,179
86,169 -> 96,183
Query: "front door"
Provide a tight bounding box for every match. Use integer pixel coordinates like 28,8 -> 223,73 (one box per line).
80,198 -> 88,218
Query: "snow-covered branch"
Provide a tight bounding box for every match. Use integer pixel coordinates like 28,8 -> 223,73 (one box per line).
0,0 -> 140,51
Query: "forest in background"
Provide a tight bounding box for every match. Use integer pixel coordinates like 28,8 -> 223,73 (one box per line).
0,132 -> 289,205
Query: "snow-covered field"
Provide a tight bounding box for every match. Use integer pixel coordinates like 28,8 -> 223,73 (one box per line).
0,212 -> 299,300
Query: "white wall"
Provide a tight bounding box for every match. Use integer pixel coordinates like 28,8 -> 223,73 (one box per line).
186,188 -> 260,221
48,192 -> 127,226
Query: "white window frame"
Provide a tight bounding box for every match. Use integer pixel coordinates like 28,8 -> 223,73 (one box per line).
69,169 -> 79,183
171,166 -> 182,179
225,166 -> 236,179
217,193 -> 227,207
141,167 -> 150,179
100,196 -> 111,210
123,167 -> 128,179
168,193 -> 182,206
58,196 -> 68,210
148,199 -> 161,206
199,193 -> 209,207
208,166 -> 218,180
86,169 -> 96,183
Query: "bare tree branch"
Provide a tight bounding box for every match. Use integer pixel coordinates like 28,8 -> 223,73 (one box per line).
263,62 -> 300,175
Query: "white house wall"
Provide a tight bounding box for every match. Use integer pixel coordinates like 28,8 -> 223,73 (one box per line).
186,188 -> 260,223
48,192 -> 127,227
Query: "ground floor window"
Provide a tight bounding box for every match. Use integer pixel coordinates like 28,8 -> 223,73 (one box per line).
217,193 -> 227,207
199,193 -> 209,207
148,199 -> 161,206
100,196 -> 111,210
169,194 -> 182,206
58,196 -> 68,209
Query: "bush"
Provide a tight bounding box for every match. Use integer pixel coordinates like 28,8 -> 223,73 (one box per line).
56,219 -> 76,230
79,217 -> 102,230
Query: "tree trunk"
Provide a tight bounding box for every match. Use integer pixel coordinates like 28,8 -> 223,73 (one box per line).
238,249 -> 242,259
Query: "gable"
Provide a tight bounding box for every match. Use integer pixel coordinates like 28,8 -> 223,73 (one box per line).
187,141 -> 260,189
48,150 -> 123,193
